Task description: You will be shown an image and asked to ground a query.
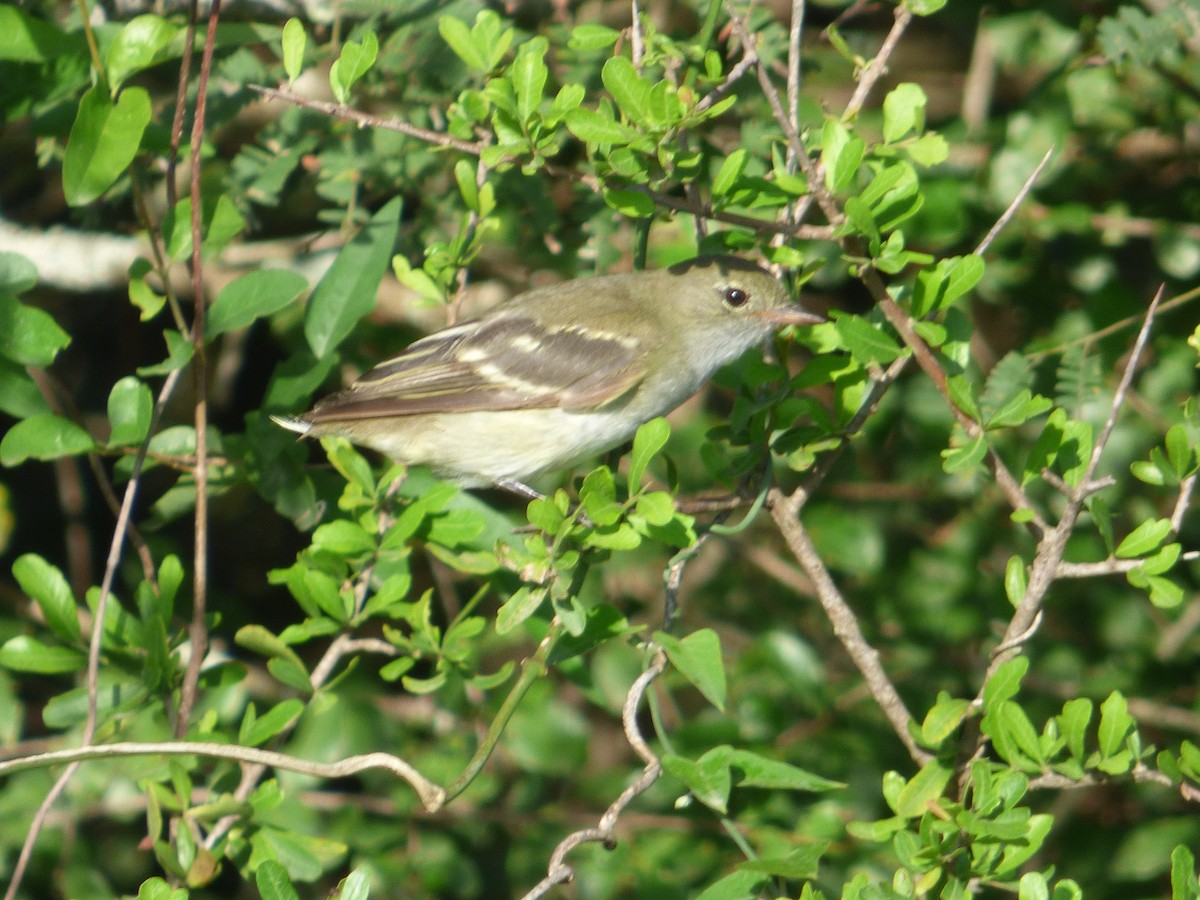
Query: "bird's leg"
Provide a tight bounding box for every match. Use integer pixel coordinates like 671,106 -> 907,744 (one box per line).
495,479 -> 545,502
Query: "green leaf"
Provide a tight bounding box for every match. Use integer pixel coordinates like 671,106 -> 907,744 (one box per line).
941,434 -> 988,474
329,30 -> 378,105
892,759 -> 953,818
332,869 -> 371,900
1004,555 -> 1027,607
312,520 -> 376,556
907,132 -> 949,166
629,417 -> 669,487
0,6 -> 86,62
602,188 -> 655,218
240,699 -> 304,747
63,85 -> 152,206
635,491 -> 675,527
921,693 -> 971,744
0,293 -> 71,367
1,414 -> 95,465
662,746 -> 732,812
305,197 -> 401,358
13,554 -> 81,644
1171,845 -> 1200,900
1097,691 -> 1133,758
983,656 -> 1028,712
741,845 -> 826,880
882,83 -> 927,143
281,18 -> 305,82
235,625 -> 310,676
1115,517 -> 1172,558
0,251 -> 37,294
822,120 -> 865,192
565,107 -> 643,146
728,749 -> 844,792
255,859 -> 301,900
1059,697 -> 1093,761
833,314 -> 904,365
138,329 -> 194,376
106,14 -> 180,90
496,585 -> 548,634
106,376 -> 153,447
695,871 -> 768,900
207,269 -> 308,338
0,635 -> 85,673
513,39 -> 548,124
986,389 -> 1053,430
712,149 -> 748,199
602,56 -> 652,127
438,15 -> 484,70
568,23 -> 620,50
655,628 -> 727,711
1165,424 -> 1194,478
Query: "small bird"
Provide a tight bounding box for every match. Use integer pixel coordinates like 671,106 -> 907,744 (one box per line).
276,255 -> 823,491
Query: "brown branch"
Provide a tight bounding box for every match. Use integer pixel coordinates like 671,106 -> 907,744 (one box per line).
249,84 -> 486,155
842,5 -> 914,121
768,488 -> 931,765
977,287 -> 1164,695
176,0 -> 222,739
0,740 -> 445,813
974,146 -> 1055,257
521,651 -> 668,898
728,13 -> 841,226
866,274 -> 1050,537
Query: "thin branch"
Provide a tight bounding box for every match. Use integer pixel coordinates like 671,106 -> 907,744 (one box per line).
3,364 -> 184,900
866,274 -> 1050,537
1027,763 -> 1179,793
786,0 -> 806,159
177,0 -> 222,739
630,0 -> 644,69
0,740 -> 446,812
249,84 -> 485,155
521,651 -> 667,899
842,5 -> 915,121
1055,559 -> 1142,578
768,488 -> 932,765
1028,283 -> 1200,363
974,146 -> 1055,257
728,13 -> 841,225
1171,474 -> 1197,534
978,287 -> 1164,693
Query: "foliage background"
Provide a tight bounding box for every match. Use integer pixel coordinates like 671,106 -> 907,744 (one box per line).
0,0 -> 1198,898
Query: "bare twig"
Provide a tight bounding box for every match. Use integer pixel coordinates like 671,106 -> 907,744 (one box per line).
177,0 -> 223,739
786,0 -> 806,161
249,84 -> 485,155
0,740 -> 446,812
768,488 -> 932,765
4,366 -> 185,900
521,651 -> 667,898
978,287 -> 1164,693
974,146 -> 1056,257
842,5 -> 915,121
866,274 -> 1050,537
728,13 -> 841,225
630,0 -> 644,69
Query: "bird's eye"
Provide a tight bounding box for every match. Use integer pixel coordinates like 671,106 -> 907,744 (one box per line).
723,287 -> 750,308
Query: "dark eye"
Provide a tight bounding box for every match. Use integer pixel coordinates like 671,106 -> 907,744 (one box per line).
723,287 -> 750,308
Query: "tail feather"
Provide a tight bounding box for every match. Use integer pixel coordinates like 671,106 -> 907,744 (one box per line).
271,414 -> 313,436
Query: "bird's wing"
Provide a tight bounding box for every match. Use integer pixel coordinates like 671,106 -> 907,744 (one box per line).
305,313 -> 649,423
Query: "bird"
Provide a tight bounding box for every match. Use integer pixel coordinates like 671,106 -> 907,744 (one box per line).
275,255 -> 823,493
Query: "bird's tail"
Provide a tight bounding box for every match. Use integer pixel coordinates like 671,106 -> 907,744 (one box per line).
270,414 -> 312,436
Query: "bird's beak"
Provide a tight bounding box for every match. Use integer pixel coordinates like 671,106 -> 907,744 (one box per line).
758,305 -> 826,327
